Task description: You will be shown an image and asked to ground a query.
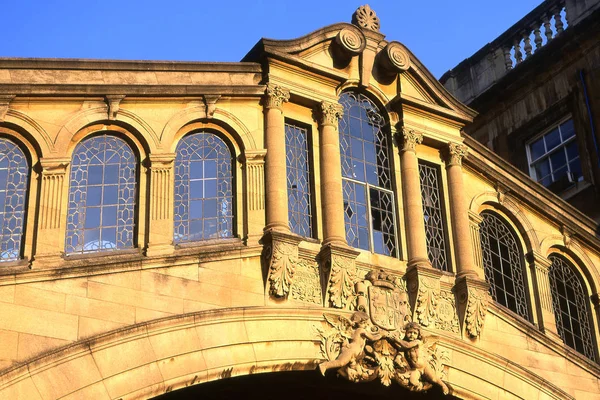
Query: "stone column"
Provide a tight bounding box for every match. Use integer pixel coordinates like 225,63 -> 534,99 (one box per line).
32,157 -> 70,268
444,142 -> 490,339
146,153 -> 176,257
398,128 -> 442,328
528,251 -> 560,337
264,83 -> 291,233
318,100 -> 346,246
445,143 -> 481,279
399,128 -> 429,268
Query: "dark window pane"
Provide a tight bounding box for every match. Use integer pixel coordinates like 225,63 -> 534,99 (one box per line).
544,128 -> 561,151
530,138 -> 545,161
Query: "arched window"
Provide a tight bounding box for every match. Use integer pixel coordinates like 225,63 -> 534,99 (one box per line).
66,135 -> 137,254
174,132 -> 233,243
479,211 -> 529,319
339,92 -> 397,256
0,138 -> 29,262
548,254 -> 596,360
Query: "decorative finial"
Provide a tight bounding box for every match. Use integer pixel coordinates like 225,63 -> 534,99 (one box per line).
352,5 -> 380,32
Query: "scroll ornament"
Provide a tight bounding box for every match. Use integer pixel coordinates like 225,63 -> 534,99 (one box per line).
410,276 -> 440,328
317,313 -> 449,394
464,288 -> 489,338
328,255 -> 360,309
266,241 -> 297,298
336,28 -> 365,54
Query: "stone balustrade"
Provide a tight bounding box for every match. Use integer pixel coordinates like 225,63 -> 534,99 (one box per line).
440,0 -> 599,105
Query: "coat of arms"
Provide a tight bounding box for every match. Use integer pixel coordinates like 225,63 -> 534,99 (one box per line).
316,269 -> 450,394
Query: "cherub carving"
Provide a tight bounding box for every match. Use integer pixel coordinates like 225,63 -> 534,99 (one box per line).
318,311 -> 384,376
388,322 -> 449,394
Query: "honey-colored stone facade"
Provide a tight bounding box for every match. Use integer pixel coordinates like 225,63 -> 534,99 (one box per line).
1,6 -> 599,400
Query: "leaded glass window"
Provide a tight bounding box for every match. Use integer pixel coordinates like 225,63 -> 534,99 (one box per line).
285,122 -> 313,238
339,92 -> 397,256
479,211 -> 529,319
66,135 -> 136,254
419,162 -> 449,271
174,132 -> 233,243
0,138 -> 28,262
548,254 -> 596,360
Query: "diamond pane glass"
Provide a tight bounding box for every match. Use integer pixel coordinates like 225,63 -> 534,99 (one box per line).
419,162 -> 449,271
285,122 -> 312,238
339,92 -> 397,256
548,254 -> 596,360
479,211 -> 529,319
0,138 -> 28,262
174,132 -> 233,243
66,135 -> 136,254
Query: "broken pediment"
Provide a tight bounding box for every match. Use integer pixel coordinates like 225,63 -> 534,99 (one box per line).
243,5 -> 476,124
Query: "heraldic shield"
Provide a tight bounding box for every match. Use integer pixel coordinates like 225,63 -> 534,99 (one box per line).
368,285 -> 410,331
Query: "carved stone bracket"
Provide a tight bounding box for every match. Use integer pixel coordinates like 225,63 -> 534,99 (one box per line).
243,150 -> 267,211
453,276 -> 490,339
264,83 -> 290,111
446,142 -> 469,166
398,127 -> 423,153
262,230 -> 302,299
318,244 -> 360,309
105,95 -> 126,120
203,95 -> 221,118
0,95 -> 15,122
319,101 -> 344,127
405,266 -> 443,328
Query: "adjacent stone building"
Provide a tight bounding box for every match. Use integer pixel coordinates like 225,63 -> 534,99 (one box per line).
0,4 -> 599,399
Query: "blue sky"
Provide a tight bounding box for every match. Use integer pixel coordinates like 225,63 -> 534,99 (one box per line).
3,1 -> 542,78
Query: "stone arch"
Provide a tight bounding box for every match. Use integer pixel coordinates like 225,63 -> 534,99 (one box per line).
2,109 -> 54,156
161,106 -> 256,152
55,106 -> 159,154
337,82 -> 392,116
0,307 -> 576,400
469,191 -> 540,253
541,236 -> 600,295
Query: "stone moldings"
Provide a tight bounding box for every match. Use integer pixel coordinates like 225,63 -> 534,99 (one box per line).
317,313 -> 450,394
352,5 -> 381,32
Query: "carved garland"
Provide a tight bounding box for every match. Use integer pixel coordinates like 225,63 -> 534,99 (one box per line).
266,241 -> 297,298
463,288 -> 489,338
328,254 -> 360,309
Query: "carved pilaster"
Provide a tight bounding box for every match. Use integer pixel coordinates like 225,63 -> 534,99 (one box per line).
149,154 -> 175,221
262,230 -> 302,299
469,211 -> 484,270
0,95 -> 15,122
405,266 -> 443,327
446,142 -> 468,166
39,158 -> 70,230
244,150 -> 266,211
318,244 -> 360,309
399,127 -> 423,153
454,276 -> 490,339
319,101 -> 344,126
527,251 -> 560,336
264,83 -> 290,111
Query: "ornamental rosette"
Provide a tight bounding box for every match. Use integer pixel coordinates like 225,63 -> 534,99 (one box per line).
352,5 -> 380,32
264,83 -> 290,110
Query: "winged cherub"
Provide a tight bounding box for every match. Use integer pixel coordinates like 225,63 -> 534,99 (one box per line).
318,311 -> 384,376
388,322 -> 449,395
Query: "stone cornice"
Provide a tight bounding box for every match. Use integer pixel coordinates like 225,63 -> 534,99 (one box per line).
0,84 -> 265,96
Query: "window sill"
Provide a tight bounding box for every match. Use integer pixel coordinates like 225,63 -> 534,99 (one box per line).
63,248 -> 142,263
0,259 -> 31,275
560,180 -> 591,201
174,237 -> 245,255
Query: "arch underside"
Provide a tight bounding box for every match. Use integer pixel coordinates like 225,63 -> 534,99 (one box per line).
0,307 -> 573,400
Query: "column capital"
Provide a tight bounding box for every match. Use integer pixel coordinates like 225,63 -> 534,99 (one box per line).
399,127 -> 423,153
264,83 -> 290,110
319,101 -> 344,126
526,251 -> 552,271
39,157 -> 70,173
148,153 -> 175,168
446,142 -> 469,166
